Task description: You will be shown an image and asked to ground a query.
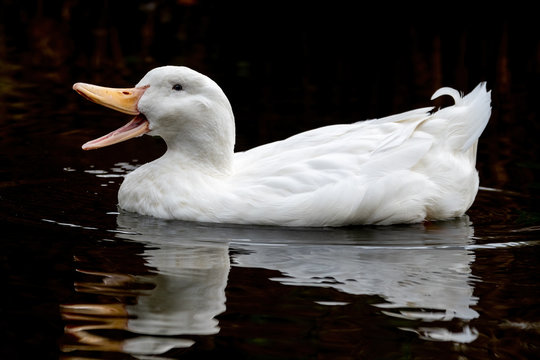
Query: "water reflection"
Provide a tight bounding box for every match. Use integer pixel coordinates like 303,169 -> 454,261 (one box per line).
61,213 -> 481,357
231,217 -> 479,342
61,221 -> 230,356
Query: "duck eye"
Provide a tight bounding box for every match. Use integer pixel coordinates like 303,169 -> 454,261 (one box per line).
172,84 -> 183,91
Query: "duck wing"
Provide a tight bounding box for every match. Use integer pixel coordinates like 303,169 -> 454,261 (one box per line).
229,107 -> 435,226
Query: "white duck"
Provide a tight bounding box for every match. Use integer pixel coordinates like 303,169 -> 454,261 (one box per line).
73,66 -> 491,226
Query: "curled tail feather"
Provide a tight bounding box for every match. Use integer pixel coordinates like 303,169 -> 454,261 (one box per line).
431,82 -> 491,152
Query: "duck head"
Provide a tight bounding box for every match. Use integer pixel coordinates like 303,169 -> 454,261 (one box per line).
74,66 -> 236,171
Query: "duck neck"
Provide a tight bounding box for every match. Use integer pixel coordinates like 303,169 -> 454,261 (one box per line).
160,128 -> 235,176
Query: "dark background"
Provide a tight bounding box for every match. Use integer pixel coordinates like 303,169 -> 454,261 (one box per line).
1,1 -> 539,194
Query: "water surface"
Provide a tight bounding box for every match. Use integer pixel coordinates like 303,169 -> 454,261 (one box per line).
3,137 -> 539,359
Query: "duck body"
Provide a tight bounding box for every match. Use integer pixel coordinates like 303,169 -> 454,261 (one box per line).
74,66 -> 491,227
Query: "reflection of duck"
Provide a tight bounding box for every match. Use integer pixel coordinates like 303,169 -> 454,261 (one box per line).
232,217 -> 478,323
61,213 -> 480,358
61,225 -> 229,356
126,240 -> 228,338
73,66 -> 491,226
118,213 -> 478,342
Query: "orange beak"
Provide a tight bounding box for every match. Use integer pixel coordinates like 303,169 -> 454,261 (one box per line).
73,83 -> 150,150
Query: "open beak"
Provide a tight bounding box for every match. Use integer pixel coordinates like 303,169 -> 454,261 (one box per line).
73,83 -> 150,150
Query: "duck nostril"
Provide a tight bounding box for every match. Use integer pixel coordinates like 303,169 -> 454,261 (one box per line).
122,91 -> 131,95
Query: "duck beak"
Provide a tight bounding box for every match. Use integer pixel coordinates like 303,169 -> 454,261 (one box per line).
73,83 -> 150,150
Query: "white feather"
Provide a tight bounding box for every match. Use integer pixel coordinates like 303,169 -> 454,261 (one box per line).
116,67 -> 491,226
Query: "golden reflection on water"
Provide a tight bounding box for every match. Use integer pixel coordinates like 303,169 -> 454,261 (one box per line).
61,303 -> 129,353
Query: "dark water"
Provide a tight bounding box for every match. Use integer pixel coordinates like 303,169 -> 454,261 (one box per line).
2,2 -> 540,359
3,147 -> 540,360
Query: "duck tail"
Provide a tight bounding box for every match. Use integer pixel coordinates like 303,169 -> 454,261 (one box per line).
431,82 -> 492,152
